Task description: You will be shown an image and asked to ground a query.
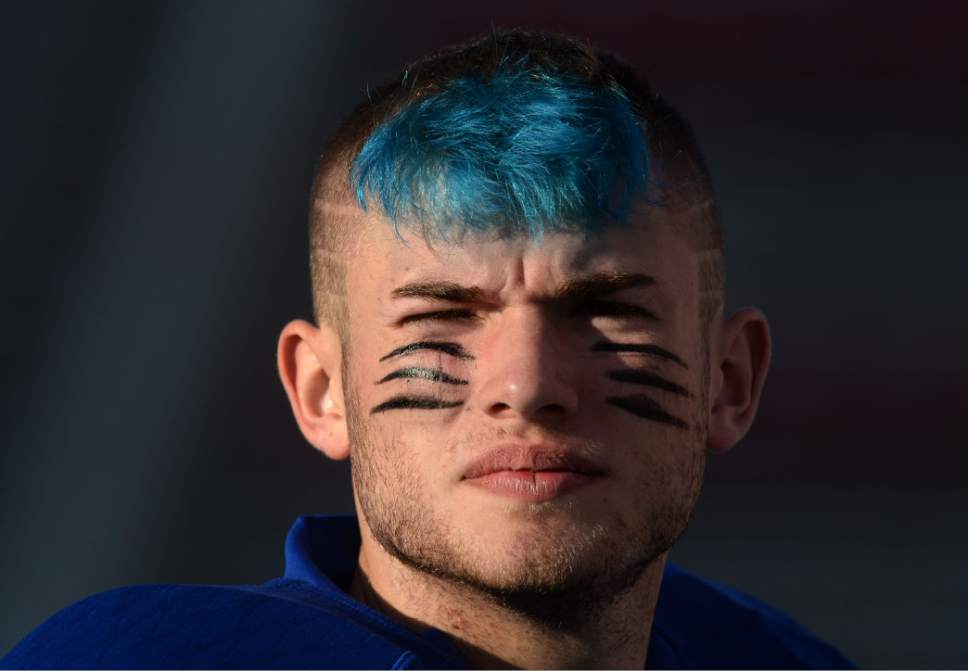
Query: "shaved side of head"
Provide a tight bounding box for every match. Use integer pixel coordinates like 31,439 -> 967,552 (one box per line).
307,30 -> 725,342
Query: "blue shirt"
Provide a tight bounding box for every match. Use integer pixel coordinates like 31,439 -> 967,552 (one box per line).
2,515 -> 855,669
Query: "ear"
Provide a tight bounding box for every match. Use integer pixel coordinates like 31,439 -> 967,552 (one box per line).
706,307 -> 771,453
277,319 -> 349,460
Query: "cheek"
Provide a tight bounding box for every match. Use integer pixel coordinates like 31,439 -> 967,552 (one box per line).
581,364 -> 704,489
596,417 -> 704,508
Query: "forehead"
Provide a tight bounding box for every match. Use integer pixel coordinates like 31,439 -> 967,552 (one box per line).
342,204 -> 699,302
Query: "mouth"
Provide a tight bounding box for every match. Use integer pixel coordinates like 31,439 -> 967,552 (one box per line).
461,444 -> 605,502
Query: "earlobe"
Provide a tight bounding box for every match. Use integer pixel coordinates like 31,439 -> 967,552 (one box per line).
277,319 -> 350,461
706,308 -> 771,453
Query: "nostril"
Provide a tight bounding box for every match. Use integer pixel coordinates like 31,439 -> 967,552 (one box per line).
487,402 -> 513,415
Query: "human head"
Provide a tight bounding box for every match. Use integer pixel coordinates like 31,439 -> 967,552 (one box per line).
279,29 -> 769,622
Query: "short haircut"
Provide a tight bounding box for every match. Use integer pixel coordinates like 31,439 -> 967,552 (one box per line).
309,29 -> 723,335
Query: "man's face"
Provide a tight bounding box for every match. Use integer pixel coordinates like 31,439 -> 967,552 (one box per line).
341,205 -> 710,601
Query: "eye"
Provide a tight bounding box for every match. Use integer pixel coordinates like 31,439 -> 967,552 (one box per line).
571,300 -> 658,322
399,308 -> 482,327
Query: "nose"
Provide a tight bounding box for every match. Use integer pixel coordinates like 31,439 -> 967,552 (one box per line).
473,305 -> 579,423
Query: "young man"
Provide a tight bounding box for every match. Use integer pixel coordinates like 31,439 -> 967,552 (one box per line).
3,31 -> 854,669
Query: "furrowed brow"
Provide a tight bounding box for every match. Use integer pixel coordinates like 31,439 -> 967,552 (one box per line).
390,272 -> 655,304
553,271 -> 656,301
391,281 -> 487,303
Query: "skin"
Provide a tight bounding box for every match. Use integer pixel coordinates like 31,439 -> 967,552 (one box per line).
278,199 -> 771,668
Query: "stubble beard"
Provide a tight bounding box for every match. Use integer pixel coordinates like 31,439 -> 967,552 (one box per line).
345,357 -> 706,629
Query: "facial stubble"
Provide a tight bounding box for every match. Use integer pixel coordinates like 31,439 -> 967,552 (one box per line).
345,350 -> 707,629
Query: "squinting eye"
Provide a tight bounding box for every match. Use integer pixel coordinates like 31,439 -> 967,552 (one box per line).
399,309 -> 482,327
572,300 -> 658,321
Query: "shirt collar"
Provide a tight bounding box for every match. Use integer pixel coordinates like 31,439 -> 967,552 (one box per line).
284,514 -> 681,669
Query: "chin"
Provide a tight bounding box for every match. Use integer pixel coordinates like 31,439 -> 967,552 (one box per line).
452,514 -> 625,589
444,521 -> 661,627
370,492 -> 673,625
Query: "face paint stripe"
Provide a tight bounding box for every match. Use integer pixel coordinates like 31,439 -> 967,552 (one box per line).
591,341 -> 688,368
377,367 -> 468,385
605,395 -> 690,430
379,341 -> 474,362
371,396 -> 464,414
606,369 -> 690,397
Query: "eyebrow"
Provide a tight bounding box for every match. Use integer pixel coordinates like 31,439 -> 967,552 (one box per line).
390,271 -> 656,304
391,281 -> 487,303
552,271 -> 655,301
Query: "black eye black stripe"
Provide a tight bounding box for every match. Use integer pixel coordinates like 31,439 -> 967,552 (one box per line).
370,395 -> 464,414
606,370 -> 690,397
379,341 -> 474,362
605,395 -> 689,430
591,342 -> 687,368
377,367 -> 468,385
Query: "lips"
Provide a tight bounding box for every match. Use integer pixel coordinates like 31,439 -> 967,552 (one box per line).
461,444 -> 605,502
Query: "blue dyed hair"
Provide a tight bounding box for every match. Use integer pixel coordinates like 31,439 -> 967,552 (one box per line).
310,32 -> 721,328
350,61 -> 650,241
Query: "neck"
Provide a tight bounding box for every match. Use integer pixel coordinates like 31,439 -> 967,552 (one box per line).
349,520 -> 664,669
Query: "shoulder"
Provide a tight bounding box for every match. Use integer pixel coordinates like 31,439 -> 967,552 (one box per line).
1,581 -> 417,669
652,564 -> 856,669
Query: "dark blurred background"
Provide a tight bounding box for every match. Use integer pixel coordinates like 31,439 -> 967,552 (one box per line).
2,1 -> 966,666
